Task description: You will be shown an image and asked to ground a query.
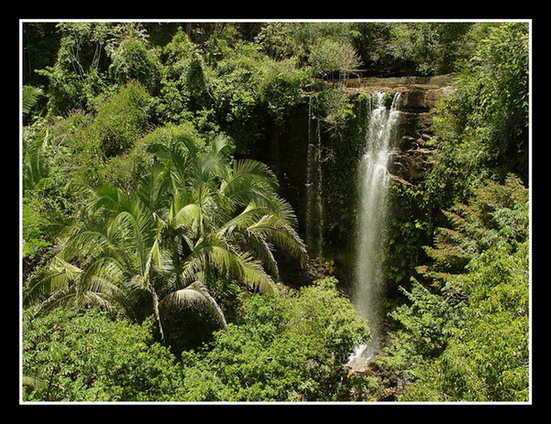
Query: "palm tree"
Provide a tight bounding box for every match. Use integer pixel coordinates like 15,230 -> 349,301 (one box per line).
24,132 -> 307,346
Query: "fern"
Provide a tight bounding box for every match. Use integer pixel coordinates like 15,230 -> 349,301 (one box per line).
22,85 -> 43,118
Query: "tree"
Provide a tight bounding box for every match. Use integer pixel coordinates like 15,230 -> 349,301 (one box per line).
425,22 -> 529,211
22,307 -> 179,401
384,177 -> 529,401
308,38 -> 363,81
24,132 -> 307,350
175,278 -> 379,401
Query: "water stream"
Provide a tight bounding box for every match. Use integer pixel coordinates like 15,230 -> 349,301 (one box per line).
305,95 -> 324,260
347,91 -> 401,371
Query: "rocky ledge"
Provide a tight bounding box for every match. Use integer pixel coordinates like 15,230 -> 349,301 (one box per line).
350,74 -> 455,187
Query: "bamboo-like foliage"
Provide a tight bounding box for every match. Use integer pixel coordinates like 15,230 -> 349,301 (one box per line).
25,132 -> 307,345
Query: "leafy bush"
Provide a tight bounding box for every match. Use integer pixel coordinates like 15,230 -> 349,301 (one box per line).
174,278 -> 381,401
308,39 -> 362,80
425,22 -> 529,211
317,86 -> 355,132
22,279 -> 386,402
384,177 -> 529,402
108,37 -> 161,93
399,242 -> 529,402
37,23 -> 107,115
256,58 -> 311,124
22,308 -> 179,401
92,80 -> 151,157
387,22 -> 474,75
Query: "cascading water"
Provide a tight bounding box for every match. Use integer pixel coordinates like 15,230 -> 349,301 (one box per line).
347,91 -> 401,371
305,95 -> 324,259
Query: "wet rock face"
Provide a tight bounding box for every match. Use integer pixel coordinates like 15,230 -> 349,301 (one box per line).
350,74 -> 454,187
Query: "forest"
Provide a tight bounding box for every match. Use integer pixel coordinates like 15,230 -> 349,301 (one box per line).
20,20 -> 530,403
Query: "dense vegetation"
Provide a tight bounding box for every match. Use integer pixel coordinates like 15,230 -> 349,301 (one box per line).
21,21 -> 530,403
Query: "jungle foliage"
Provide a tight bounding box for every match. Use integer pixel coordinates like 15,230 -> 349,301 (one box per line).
21,21 -> 530,403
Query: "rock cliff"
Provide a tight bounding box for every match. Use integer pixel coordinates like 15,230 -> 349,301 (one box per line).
349,74 -> 455,187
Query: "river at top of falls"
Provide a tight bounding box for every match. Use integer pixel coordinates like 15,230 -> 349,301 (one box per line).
346,90 -> 401,371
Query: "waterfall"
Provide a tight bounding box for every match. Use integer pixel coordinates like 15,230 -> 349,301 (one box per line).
347,91 -> 401,370
305,95 -> 324,259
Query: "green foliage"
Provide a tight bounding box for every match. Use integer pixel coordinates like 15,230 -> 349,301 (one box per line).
23,85 -> 44,124
22,128 -> 51,194
92,81 -> 151,157
22,198 -> 51,258
44,81 -> 152,192
254,22 -> 308,60
175,278 -> 382,401
385,177 -> 529,401
317,86 -> 355,132
22,307 -> 179,401
388,22 -> 474,75
308,38 -> 362,80
212,54 -> 258,124
153,29 -> 195,124
386,204 -> 427,285
21,21 -> 531,403
256,58 -> 311,124
389,280 -> 463,363
115,121 -> 208,188
400,242 -> 529,402
22,280 -> 386,402
25,132 -> 307,355
425,22 -> 529,211
22,118 -> 92,272
255,22 -> 358,64
108,37 -> 161,93
37,22 -> 112,115
37,22 -> 157,115
419,175 -> 528,287
322,92 -> 370,248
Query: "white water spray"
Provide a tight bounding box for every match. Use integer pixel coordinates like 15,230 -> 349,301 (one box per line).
347,91 -> 401,370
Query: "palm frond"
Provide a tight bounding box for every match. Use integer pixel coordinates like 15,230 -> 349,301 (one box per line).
247,215 -> 308,264
203,241 -> 277,293
159,281 -> 228,331
90,184 -> 120,213
219,160 -> 279,205
217,203 -> 268,236
30,285 -> 79,317
23,256 -> 82,307
80,256 -> 126,294
211,133 -> 233,157
136,163 -> 172,212
171,203 -> 204,229
22,135 -> 50,193
234,232 -> 280,280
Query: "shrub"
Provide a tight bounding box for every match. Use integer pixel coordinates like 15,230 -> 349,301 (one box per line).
399,242 -> 529,402
424,22 -> 529,211
22,307 -> 180,401
384,177 -> 529,402
317,86 -> 355,132
308,39 -> 362,80
256,58 -> 311,124
108,37 -> 161,93
175,278 -> 380,401
92,81 -> 151,157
